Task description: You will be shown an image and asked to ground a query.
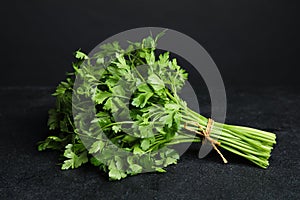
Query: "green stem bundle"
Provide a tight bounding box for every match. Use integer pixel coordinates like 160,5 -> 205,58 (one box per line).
180,108 -> 276,168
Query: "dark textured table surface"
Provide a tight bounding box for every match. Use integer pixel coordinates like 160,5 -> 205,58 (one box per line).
0,86 -> 299,199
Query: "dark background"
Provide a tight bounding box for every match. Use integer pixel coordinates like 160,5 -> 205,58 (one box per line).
1,1 -> 300,199
1,0 -> 299,87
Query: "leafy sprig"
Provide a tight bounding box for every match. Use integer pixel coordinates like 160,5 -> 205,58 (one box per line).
38,32 -> 276,180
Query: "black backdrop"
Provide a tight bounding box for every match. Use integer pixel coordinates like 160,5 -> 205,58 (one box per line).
1,0 -> 299,87
1,1 -> 300,199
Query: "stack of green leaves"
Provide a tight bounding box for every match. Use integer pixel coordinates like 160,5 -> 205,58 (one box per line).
38,33 -> 276,180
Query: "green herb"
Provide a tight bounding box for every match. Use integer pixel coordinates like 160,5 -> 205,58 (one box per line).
38,32 -> 276,180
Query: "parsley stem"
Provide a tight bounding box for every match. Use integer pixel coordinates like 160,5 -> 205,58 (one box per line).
166,138 -> 201,146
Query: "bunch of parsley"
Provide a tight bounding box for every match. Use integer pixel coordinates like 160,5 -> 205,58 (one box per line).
38,33 -> 276,180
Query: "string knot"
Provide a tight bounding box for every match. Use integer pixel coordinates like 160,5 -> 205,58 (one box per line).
184,118 -> 228,164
